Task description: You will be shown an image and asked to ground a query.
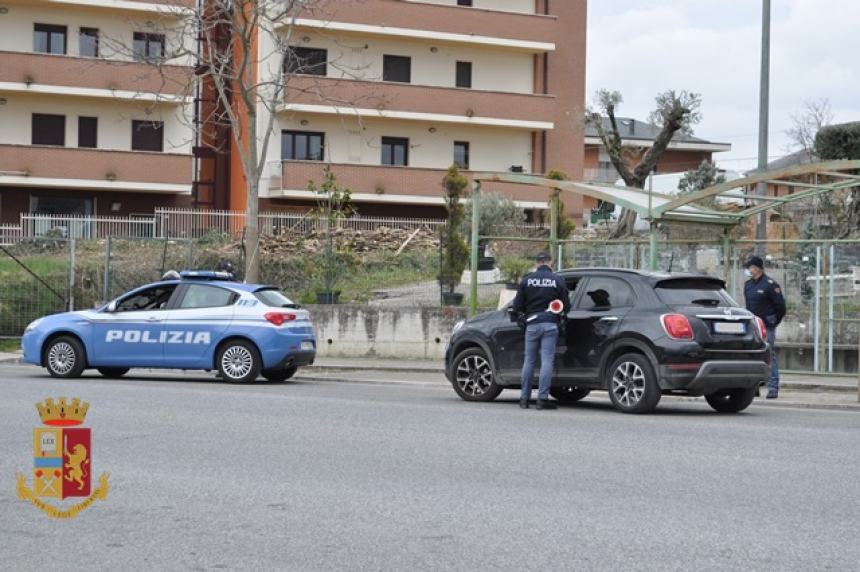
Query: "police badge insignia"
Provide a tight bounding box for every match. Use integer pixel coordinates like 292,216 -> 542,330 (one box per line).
16,397 -> 109,519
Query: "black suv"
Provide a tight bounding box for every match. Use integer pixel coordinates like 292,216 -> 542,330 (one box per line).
444,269 -> 770,413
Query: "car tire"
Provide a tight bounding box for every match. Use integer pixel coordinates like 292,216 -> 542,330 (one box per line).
550,386 -> 591,402
262,366 -> 298,383
44,336 -> 86,379
97,367 -> 130,378
216,340 -> 262,384
451,347 -> 503,402
606,353 -> 661,413
705,387 -> 757,413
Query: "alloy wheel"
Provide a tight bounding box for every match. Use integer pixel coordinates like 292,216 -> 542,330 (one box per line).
611,361 -> 646,408
456,355 -> 494,397
48,342 -> 76,375
221,346 -> 253,380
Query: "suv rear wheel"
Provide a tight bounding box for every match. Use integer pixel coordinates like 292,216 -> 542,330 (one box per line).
705,387 -> 757,413
550,386 -> 591,402
451,348 -> 502,402
606,353 -> 661,413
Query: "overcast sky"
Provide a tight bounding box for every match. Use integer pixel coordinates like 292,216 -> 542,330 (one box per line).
586,0 -> 860,172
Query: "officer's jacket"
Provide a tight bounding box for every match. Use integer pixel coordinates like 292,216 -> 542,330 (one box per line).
511,265 -> 570,325
744,273 -> 786,327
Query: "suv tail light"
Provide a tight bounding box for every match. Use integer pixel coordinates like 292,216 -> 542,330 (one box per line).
265,312 -> 297,326
661,314 -> 694,340
756,317 -> 767,340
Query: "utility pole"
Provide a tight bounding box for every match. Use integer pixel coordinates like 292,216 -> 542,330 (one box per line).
755,0 -> 771,251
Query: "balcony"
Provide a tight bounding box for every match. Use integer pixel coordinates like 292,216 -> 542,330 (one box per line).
22,0 -> 194,14
0,51 -> 192,101
0,145 -> 192,193
290,0 -> 556,52
283,76 -> 554,130
268,161 -> 551,208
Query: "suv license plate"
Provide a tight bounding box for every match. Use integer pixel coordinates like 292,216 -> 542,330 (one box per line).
713,322 -> 745,335
301,341 -> 315,351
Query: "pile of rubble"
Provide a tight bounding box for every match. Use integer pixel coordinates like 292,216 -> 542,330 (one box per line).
260,226 -> 440,255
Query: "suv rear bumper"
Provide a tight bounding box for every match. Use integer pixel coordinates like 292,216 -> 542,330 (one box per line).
660,360 -> 769,395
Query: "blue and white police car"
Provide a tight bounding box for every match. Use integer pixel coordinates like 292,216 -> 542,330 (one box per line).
21,271 -> 316,383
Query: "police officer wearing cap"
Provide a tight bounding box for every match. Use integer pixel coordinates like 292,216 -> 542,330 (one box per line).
743,256 -> 786,399
511,252 -> 570,410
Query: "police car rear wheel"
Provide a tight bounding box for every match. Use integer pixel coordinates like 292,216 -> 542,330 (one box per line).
262,366 -> 298,383
217,340 -> 261,383
44,336 -> 85,379
550,386 -> 591,402
451,348 -> 502,402
97,367 -> 129,378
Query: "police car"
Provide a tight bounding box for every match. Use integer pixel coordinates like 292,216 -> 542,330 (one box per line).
21,271 -> 316,383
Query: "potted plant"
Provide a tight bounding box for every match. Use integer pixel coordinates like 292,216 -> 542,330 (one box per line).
308,166 -> 355,304
498,256 -> 533,289
439,166 -> 470,306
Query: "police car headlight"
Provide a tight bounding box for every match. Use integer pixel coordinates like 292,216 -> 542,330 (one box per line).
452,320 -> 465,333
25,318 -> 43,333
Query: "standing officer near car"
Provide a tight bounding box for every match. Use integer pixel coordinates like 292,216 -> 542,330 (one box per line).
511,252 -> 570,410
743,256 -> 786,399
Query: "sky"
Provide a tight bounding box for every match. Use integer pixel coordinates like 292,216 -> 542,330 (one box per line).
586,0 -> 860,172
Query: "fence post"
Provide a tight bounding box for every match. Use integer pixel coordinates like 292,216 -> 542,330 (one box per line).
103,236 -> 112,303
68,239 -> 75,312
813,245 -> 821,372
722,233 -> 732,284
828,243 -> 835,373
469,180 -> 481,316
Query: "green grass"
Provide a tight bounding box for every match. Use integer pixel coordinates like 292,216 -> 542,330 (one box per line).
0,338 -> 21,353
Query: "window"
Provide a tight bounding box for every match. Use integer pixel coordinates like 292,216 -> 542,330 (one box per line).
576,277 -> 635,310
133,32 -> 165,61
455,61 -> 472,88
457,0 -> 473,5
655,279 -> 736,308
453,141 -> 469,170
131,120 -> 164,152
383,55 -> 411,83
116,285 -> 177,312
30,196 -> 93,215
32,114 -> 65,146
281,131 -> 324,161
254,288 -> 299,308
34,24 -> 67,55
79,27 -> 99,57
285,47 -> 327,76
78,117 -> 98,148
381,137 -> 409,166
178,284 -> 236,309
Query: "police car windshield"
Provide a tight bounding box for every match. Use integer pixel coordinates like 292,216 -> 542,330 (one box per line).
655,279 -> 737,307
254,288 -> 298,308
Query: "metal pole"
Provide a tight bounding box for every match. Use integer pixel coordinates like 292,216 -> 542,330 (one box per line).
814,245 -> 821,372
550,191 -> 559,264
755,0 -> 771,251
102,236 -> 111,303
828,243 -> 835,372
649,223 -> 658,271
722,233 -> 732,285
469,180 -> 481,316
68,239 -> 75,312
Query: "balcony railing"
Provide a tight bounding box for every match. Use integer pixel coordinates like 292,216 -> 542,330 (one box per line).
297,0 -> 556,50
0,145 -> 192,187
285,76 -> 555,126
0,51 -> 192,98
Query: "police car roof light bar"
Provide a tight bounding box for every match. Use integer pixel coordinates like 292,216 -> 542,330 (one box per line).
179,270 -> 236,281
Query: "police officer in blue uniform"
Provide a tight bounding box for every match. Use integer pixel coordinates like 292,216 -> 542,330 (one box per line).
512,252 -> 570,410
743,256 -> 786,399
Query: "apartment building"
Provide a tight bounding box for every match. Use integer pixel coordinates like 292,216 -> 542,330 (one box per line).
0,0 -> 195,223
254,0 -> 587,220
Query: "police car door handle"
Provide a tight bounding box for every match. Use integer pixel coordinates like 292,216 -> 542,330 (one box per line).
146,316 -> 162,322
598,316 -> 619,322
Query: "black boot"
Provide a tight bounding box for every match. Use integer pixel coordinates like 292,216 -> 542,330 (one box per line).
519,399 -> 529,409
536,400 -> 557,410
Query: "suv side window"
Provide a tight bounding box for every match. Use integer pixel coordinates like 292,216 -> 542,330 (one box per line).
178,284 -> 237,309
116,285 -> 176,312
576,277 -> 635,310
565,277 -> 582,307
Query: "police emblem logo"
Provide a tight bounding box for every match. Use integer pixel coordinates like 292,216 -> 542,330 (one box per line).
16,397 -> 110,519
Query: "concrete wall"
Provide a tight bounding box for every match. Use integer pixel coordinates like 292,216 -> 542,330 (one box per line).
308,305 -> 468,360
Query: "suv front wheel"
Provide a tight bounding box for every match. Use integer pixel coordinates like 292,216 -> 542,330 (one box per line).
451,348 -> 503,402
606,353 -> 661,413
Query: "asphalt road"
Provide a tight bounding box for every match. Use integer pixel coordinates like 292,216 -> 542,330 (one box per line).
1,364 -> 858,572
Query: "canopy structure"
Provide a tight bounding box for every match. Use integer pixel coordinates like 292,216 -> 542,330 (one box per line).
466,160 -> 860,314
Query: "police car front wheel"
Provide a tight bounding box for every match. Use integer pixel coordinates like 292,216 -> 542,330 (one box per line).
216,340 -> 262,383
44,336 -> 86,379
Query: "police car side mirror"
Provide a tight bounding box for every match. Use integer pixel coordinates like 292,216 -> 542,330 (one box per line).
106,301 -> 118,313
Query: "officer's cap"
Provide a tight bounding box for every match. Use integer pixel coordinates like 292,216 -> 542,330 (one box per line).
746,256 -> 764,269
535,252 -> 552,263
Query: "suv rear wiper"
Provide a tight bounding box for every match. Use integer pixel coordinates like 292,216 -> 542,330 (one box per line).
690,298 -> 720,306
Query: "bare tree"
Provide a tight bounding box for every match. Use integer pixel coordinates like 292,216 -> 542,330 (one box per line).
586,89 -> 701,238
786,97 -> 833,154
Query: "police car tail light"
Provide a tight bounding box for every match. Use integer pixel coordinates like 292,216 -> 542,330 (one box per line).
661,314 -> 694,340
755,317 -> 767,340
264,312 -> 297,326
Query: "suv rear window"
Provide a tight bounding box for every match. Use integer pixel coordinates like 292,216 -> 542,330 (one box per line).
254,288 -> 299,308
655,279 -> 737,307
